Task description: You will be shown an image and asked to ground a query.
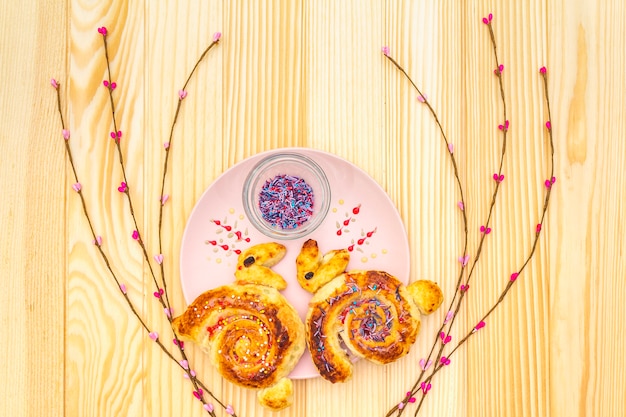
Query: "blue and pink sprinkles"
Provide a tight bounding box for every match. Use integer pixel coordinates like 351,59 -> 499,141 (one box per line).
258,174 -> 314,229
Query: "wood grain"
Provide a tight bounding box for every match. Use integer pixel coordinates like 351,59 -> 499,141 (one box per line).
1,0 -> 625,416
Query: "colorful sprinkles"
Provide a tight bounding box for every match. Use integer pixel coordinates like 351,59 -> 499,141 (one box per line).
258,174 -> 314,229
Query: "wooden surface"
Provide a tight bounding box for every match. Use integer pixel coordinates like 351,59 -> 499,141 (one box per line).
1,1 -> 625,416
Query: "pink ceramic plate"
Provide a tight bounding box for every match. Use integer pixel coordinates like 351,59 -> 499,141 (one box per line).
179,148 -> 410,379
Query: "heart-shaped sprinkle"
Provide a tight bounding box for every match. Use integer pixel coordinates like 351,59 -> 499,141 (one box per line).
225,405 -> 235,415
153,288 -> 164,298
458,254 -> 469,266
148,332 -> 158,341
203,403 -> 214,413
419,358 -> 433,370
154,254 -> 164,264
178,90 -> 188,100
72,182 -> 82,192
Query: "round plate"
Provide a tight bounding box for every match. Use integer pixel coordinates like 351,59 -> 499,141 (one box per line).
180,148 -> 410,379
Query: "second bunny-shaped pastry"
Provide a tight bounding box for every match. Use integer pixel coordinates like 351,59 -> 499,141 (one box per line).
296,239 -> 443,383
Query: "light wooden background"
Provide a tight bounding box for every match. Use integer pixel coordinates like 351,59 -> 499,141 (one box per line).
1,1 -> 625,416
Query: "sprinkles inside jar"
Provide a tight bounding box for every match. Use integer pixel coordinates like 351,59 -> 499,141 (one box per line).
258,174 -> 314,229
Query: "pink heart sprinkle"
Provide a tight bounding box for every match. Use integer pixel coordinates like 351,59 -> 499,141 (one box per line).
458,254 -> 469,266
213,32 -> 222,42
62,129 -> 70,140
149,332 -> 158,341
119,283 -> 127,294
444,310 -> 454,324
178,90 -> 188,100
226,405 -> 234,415
510,272 -> 519,282
154,254 -> 164,264
72,182 -> 82,192
204,403 -> 214,413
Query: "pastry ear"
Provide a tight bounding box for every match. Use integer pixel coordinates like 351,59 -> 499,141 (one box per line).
235,242 -> 288,290
406,279 -> 444,315
296,239 -> 349,293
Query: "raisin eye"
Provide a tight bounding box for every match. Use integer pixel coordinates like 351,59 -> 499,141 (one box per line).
304,272 -> 314,280
243,256 -> 255,267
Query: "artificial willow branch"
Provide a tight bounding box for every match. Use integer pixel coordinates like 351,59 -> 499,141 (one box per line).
384,13 -> 555,417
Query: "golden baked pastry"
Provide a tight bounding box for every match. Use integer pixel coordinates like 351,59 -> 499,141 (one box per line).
406,279 -> 444,315
295,239 -> 350,293
173,242 -> 304,411
234,242 -> 288,290
306,270 -> 423,383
